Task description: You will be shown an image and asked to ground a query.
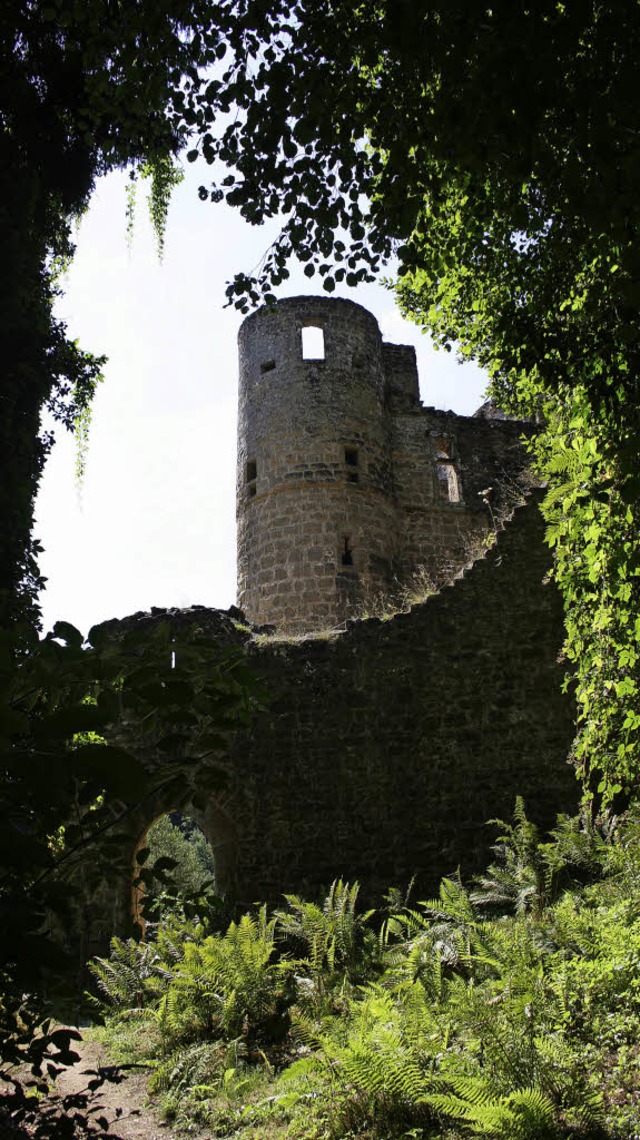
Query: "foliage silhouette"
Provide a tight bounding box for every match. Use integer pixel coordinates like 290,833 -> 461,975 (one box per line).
0,615 -> 257,1133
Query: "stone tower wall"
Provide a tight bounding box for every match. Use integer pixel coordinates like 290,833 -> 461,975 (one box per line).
237,297 -> 399,630
237,296 -> 535,631
391,407 -> 535,586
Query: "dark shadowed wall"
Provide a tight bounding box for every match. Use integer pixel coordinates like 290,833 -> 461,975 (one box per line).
229,493 -> 575,902
96,492 -> 575,936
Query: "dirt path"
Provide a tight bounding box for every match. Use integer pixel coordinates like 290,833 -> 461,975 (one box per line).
52,1032 -> 193,1140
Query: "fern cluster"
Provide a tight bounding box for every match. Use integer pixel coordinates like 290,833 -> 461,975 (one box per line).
91,803 -> 640,1139
90,937 -> 160,1010
157,907 -> 289,1048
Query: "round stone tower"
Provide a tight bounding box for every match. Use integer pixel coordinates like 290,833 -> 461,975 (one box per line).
236,296 -> 398,632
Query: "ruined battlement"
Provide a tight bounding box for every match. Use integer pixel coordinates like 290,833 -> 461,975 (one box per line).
237,296 -> 534,631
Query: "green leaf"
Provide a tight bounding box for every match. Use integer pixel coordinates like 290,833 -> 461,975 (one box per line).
151,856 -> 179,873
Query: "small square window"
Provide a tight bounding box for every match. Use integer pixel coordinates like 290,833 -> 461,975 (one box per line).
246,459 -> 257,483
260,359 -> 276,374
345,447 -> 359,467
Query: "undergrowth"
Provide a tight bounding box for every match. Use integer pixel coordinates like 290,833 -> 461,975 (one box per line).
90,802 -> 640,1138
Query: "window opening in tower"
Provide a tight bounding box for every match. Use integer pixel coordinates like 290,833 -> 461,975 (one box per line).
345,446 -> 359,482
435,461 -> 460,501
433,439 -> 461,502
246,459 -> 257,499
301,325 -> 325,360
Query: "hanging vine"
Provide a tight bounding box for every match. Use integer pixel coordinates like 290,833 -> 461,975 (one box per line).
125,156 -> 184,259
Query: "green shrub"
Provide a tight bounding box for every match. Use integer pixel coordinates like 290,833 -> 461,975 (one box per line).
158,906 -> 290,1049
88,811 -> 640,1139
89,936 -> 162,1010
276,879 -> 376,1017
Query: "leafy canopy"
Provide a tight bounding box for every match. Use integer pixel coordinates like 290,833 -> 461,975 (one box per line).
6,2 -> 640,794
181,1 -> 640,806
0,0 -> 233,626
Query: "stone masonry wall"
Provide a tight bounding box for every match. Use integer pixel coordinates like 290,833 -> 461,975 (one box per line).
391,407 -> 536,588
237,296 -> 535,632
237,297 -> 399,630
100,492 -> 575,926
227,493 -> 575,903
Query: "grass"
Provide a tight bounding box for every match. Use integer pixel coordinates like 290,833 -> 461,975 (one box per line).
92,1009 -> 161,1068
251,625 -> 344,646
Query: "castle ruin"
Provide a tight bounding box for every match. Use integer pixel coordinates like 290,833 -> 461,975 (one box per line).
87,296 -> 576,946
237,296 -> 534,631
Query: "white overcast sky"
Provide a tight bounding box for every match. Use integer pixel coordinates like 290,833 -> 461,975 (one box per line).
34,164 -> 488,637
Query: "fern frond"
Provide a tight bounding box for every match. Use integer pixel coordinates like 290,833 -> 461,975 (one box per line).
428,1077 -> 560,1138
89,937 -> 161,1010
